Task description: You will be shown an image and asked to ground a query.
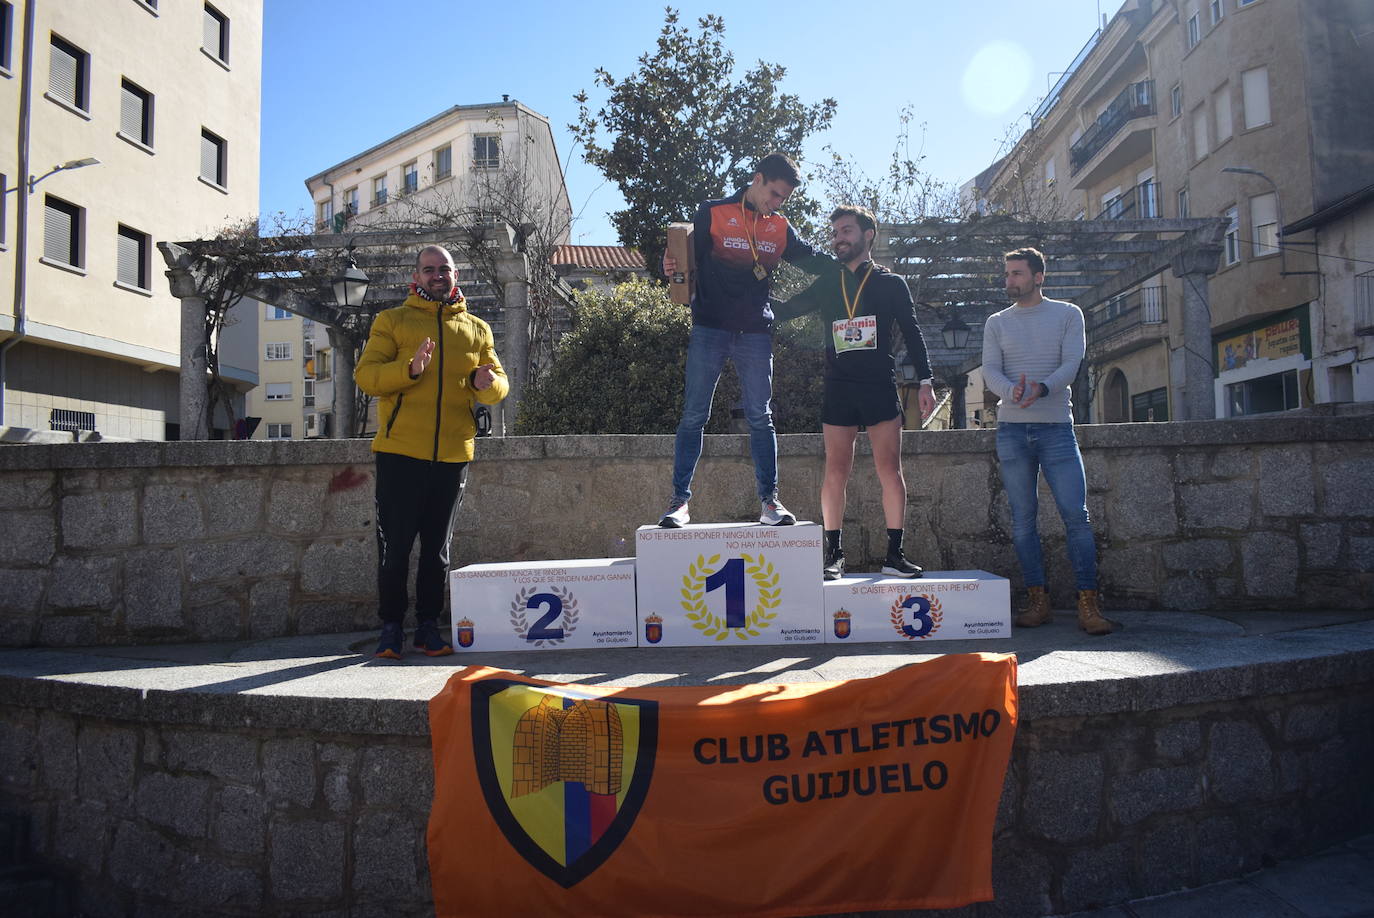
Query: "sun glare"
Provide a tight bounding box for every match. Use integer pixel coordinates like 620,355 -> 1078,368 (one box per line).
961,40 -> 1035,117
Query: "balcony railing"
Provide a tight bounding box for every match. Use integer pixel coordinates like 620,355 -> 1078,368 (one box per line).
1088,286 -> 1167,350
1096,180 -> 1162,220
1070,80 -> 1155,173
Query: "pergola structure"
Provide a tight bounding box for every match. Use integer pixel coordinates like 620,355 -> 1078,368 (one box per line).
159,225 -> 561,440
873,215 -> 1229,425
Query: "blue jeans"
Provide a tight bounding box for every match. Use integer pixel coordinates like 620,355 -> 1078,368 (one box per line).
995,422 -> 1097,590
672,325 -> 776,502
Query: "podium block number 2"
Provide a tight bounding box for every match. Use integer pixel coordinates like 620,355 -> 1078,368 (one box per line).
525,592 -> 565,641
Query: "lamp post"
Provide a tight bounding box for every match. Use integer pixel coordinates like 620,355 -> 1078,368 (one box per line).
331,243 -> 370,311
940,315 -> 972,429
2,157 -> 101,426
1221,165 -> 1288,276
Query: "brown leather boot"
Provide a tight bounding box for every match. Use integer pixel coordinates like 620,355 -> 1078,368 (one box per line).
1077,589 -> 1115,635
1014,586 -> 1052,627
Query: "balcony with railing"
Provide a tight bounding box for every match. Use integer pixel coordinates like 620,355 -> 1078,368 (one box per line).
1071,80 -> 1155,184
1097,180 -> 1161,221
1087,285 -> 1168,359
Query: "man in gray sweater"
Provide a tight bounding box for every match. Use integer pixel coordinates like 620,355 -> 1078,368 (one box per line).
982,247 -> 1113,635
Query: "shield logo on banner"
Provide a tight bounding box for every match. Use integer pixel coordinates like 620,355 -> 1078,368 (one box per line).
470,679 -> 659,888
455,618 -> 475,648
833,609 -> 852,639
644,614 -> 663,644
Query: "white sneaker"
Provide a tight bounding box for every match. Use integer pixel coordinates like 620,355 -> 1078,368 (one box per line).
658,499 -> 690,528
759,497 -> 796,526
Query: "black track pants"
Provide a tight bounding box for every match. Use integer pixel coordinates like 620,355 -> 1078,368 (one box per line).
374,452 -> 469,624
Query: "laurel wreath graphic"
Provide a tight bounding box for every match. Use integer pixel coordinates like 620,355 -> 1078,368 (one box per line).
679,552 -> 781,641
889,593 -> 943,640
508,584 -> 580,647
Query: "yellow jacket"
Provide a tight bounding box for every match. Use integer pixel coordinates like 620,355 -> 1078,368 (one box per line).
355,293 -> 508,463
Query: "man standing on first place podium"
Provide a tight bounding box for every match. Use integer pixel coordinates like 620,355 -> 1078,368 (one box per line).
658,152 -> 831,530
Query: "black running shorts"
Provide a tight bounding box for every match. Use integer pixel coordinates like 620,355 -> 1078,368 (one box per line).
821,378 -> 903,428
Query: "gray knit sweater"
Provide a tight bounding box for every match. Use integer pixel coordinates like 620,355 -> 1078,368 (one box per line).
981,297 -> 1085,424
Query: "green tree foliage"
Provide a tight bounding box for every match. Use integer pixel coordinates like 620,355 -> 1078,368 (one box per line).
572,8 -> 837,272
515,278 -> 825,435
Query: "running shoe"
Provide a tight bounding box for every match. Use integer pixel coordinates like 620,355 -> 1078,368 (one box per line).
882,552 -> 924,578
374,622 -> 404,660
658,499 -> 690,528
413,619 -> 454,656
759,497 -> 796,526
823,549 -> 846,581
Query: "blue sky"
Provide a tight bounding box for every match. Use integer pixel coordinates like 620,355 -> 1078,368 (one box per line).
261,0 -> 1111,243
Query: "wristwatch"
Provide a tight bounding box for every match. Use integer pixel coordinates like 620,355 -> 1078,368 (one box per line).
919,377 -> 934,387
1038,382 -> 1049,398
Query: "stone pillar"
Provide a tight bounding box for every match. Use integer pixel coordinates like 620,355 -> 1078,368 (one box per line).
326,325 -> 357,438
1171,245 -> 1224,421
160,243 -> 211,440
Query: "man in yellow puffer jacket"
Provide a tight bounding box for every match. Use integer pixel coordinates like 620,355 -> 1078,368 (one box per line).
355,245 -> 508,659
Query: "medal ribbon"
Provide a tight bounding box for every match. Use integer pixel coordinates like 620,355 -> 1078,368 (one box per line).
739,199 -> 764,275
840,264 -> 874,321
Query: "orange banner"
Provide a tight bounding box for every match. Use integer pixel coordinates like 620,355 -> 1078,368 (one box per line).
428,654 -> 1018,918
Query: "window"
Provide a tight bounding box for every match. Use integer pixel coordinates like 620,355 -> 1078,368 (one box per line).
473,134 -> 500,170
1132,388 -> 1170,422
200,128 -> 227,187
116,225 -> 149,289
314,349 -> 331,380
265,382 -> 292,401
403,161 -> 418,194
266,305 -> 290,320
1170,84 -> 1182,118
434,145 -> 452,179
1,2 -> 13,73
1250,192 -> 1279,257
1177,187 -> 1190,218
1242,67 -> 1271,128
51,409 -> 96,433
343,186 -> 358,216
1192,106 -> 1208,160
1223,206 -> 1240,265
1209,0 -> 1223,25
119,79 -> 154,147
49,34 -> 89,112
303,339 -> 315,358
372,174 -> 387,206
303,378 -> 315,408
0,173 -> 7,246
1355,270 -> 1374,334
43,195 -> 83,268
1237,0 -> 1257,6
203,4 -> 229,64
1227,370 -> 1299,416
265,342 -> 292,361
1214,87 -> 1232,143
316,199 -> 333,231
1186,12 -> 1200,48
1044,158 -> 1055,187
267,423 -> 292,440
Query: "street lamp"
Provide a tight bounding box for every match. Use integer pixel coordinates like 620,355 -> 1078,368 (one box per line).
332,243 -> 369,309
941,314 -> 971,350
27,156 -> 101,193
1221,165 -> 1287,275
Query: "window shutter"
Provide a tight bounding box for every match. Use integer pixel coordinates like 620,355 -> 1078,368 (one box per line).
44,200 -> 74,263
121,85 -> 144,139
118,229 -> 143,287
50,41 -> 78,106
201,133 -> 220,183
203,9 -> 221,58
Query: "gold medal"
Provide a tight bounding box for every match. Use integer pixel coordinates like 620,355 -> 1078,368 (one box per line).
753,263 -> 768,281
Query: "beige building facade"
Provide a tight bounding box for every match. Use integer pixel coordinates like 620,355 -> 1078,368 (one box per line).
976,0 -> 1374,422
0,0 -> 262,439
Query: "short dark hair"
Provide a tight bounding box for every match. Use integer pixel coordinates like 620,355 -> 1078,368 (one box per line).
830,205 -> 877,236
1004,246 -> 1045,275
754,152 -> 802,187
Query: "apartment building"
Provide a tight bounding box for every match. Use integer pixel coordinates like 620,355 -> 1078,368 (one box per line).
0,0 -> 262,438
251,99 -> 574,439
974,0 -> 1374,421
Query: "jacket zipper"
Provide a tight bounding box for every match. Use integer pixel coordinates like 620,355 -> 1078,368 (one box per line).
432,308 -> 445,461
385,394 -> 404,437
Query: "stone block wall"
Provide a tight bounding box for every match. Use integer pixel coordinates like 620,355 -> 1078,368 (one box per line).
0,413 -> 1370,648
2,653 -> 1370,916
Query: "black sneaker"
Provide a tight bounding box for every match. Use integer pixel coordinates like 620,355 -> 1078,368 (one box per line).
882,552 -> 923,578
374,621 -> 404,660
823,549 -> 845,581
413,619 -> 454,657
659,499 -> 690,528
